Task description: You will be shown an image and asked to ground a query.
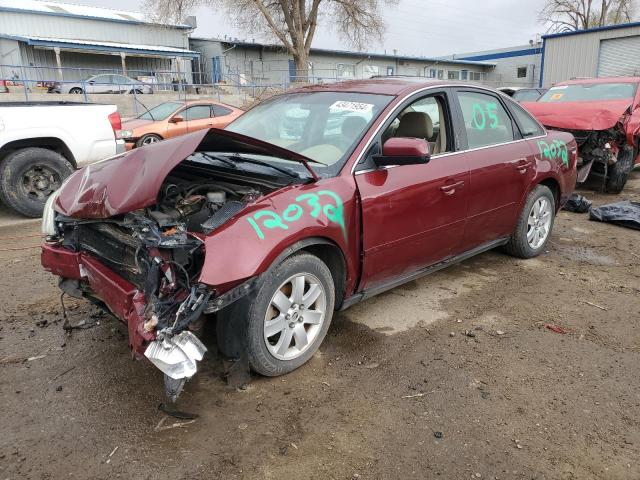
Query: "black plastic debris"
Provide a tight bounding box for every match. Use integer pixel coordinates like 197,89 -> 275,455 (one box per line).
563,193 -> 592,213
589,201 -> 640,230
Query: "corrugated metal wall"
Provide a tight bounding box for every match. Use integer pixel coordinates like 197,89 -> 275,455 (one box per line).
198,40 -> 491,85
542,25 -> 640,86
597,36 -> 640,76
0,11 -> 188,48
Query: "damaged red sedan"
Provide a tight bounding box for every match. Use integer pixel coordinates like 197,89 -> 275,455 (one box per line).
523,77 -> 640,193
41,79 -> 577,399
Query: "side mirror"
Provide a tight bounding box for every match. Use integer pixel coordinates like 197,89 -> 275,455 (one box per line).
373,137 -> 431,168
170,115 -> 184,123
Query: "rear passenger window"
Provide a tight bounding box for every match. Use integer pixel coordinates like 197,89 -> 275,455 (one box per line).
457,92 -> 515,149
184,105 -> 212,120
510,102 -> 545,137
212,105 -> 233,116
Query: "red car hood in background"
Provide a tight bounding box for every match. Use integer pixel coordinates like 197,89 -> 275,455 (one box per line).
55,128 -> 318,219
522,100 -> 631,131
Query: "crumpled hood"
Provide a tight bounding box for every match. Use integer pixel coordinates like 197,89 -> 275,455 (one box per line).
55,128 -> 317,219
522,100 -> 630,131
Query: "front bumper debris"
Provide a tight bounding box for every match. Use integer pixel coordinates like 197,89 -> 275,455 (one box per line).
144,331 -> 207,379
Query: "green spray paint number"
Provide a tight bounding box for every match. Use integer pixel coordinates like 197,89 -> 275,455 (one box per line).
247,190 -> 346,240
537,140 -> 569,168
470,102 -> 499,130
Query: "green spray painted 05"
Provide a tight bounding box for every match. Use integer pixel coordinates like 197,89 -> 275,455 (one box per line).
247,190 -> 346,240
470,102 -> 499,131
537,140 -> 568,167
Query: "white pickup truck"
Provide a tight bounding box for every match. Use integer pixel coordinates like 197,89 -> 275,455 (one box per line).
0,102 -> 124,217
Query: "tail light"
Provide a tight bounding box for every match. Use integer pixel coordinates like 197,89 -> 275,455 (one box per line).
108,111 -> 122,135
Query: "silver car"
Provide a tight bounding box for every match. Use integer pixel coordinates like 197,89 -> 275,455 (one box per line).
49,74 -> 153,94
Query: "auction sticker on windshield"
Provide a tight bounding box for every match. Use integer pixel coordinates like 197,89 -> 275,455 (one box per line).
330,101 -> 374,113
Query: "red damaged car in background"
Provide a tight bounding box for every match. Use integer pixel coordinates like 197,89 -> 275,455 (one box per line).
41,79 -> 577,400
523,77 -> 640,193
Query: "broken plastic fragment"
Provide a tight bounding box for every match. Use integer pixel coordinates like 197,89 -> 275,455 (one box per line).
144,331 -> 207,380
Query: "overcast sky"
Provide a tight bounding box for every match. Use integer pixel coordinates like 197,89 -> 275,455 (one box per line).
80,0 -> 548,56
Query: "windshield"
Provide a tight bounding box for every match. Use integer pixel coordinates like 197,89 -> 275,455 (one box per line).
226,91 -> 393,176
539,83 -> 638,102
138,102 -> 183,121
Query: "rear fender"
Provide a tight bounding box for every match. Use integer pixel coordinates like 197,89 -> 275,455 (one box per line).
526,131 -> 577,209
198,177 -> 360,296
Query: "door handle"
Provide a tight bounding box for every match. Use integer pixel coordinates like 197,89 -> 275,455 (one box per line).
440,180 -> 465,195
512,158 -> 534,173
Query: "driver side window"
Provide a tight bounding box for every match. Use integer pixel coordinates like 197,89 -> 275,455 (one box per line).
382,95 -> 449,155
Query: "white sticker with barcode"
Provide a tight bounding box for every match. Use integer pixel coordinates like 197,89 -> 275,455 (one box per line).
329,101 -> 374,113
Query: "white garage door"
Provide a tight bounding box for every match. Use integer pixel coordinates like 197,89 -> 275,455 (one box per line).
598,36 -> 640,77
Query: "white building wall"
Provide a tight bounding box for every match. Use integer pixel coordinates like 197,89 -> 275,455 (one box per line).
0,11 -> 188,48
542,24 -> 640,86
192,40 -> 492,85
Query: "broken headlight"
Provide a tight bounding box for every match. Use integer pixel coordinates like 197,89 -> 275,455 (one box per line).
41,189 -> 61,237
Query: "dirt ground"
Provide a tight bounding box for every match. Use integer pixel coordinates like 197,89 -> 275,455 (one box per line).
1,173 -> 639,480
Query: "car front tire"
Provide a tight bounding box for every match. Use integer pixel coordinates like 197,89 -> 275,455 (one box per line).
505,184 -> 555,259
605,145 -> 634,194
217,252 -> 335,376
69,87 -> 83,94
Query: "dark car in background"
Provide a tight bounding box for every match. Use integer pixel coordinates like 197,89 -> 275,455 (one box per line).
523,77 -> 640,193
499,87 -> 547,102
41,78 -> 577,400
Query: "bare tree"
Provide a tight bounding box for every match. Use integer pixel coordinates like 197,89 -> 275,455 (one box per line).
142,0 -> 200,25
539,0 -> 636,32
145,0 -> 395,80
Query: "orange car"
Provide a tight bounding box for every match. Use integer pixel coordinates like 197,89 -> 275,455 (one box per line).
119,100 -> 243,149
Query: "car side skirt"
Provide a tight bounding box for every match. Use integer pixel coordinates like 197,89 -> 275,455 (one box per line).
340,237 -> 509,311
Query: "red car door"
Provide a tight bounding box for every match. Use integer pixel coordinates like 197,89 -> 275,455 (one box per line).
452,89 -> 536,251
354,90 -> 469,291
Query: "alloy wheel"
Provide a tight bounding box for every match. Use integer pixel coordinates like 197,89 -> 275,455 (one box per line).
142,136 -> 159,145
527,197 -> 552,249
264,272 -> 327,361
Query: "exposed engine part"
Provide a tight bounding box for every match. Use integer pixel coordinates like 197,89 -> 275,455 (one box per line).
201,200 -> 247,233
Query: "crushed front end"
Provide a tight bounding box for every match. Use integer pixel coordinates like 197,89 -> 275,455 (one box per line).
41,159 -> 271,399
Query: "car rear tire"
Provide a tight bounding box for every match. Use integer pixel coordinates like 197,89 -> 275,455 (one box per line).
216,252 -> 335,376
69,87 -> 83,94
135,134 -> 162,147
0,147 -> 74,217
129,89 -> 143,95
605,145 -> 634,194
505,184 -> 555,259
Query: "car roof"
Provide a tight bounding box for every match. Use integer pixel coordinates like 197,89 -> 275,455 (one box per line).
286,78 -> 470,97
556,76 -> 640,85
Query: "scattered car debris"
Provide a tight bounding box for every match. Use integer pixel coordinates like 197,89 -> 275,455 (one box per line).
464,330 -> 476,338
584,301 -> 608,311
154,417 -> 196,432
27,355 -> 46,362
496,330 -> 506,335
50,366 -> 76,382
157,402 -> 199,420
545,324 -> 567,334
105,446 -> 119,464
589,201 -> 640,230
563,193 -> 592,213
402,392 -> 428,399
433,431 -> 443,439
